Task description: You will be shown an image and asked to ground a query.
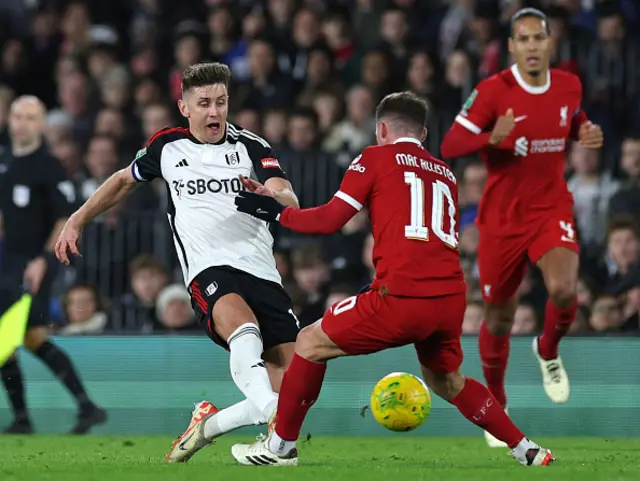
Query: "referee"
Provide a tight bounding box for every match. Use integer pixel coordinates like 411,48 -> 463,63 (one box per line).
0,96 -> 106,434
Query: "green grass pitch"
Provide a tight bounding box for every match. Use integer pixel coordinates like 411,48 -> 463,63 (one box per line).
1,435 -> 639,481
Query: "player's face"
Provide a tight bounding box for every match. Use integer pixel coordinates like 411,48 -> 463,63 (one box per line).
8,98 -> 45,146
509,17 -> 551,77
179,83 -> 229,143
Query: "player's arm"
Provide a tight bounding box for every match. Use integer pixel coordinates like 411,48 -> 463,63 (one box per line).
569,79 -> 603,149
440,81 -> 515,158
55,139 -> 161,264
244,137 -> 299,208
235,151 -> 374,234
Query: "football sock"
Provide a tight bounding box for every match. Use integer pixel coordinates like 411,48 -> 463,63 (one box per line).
33,341 -> 94,412
538,298 -> 577,360
451,377 -> 524,449
270,353 -> 326,454
478,321 -> 510,407
204,399 -> 264,439
228,323 -> 278,421
0,357 -> 29,423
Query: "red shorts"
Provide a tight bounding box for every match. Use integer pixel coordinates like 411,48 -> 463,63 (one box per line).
478,211 -> 579,304
321,290 -> 466,373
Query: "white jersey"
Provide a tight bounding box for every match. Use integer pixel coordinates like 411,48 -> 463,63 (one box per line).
131,123 -> 286,286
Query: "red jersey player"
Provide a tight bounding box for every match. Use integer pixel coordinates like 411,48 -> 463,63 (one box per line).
231,91 -> 554,467
440,8 -> 603,447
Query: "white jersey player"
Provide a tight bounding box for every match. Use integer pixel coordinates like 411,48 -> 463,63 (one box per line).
55,63 -> 300,462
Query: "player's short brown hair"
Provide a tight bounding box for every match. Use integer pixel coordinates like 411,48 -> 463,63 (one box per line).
607,215 -> 640,241
181,62 -> 231,93
375,91 -> 428,134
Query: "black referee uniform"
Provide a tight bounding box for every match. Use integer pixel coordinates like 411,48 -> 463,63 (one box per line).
0,143 -> 106,434
0,144 -> 73,318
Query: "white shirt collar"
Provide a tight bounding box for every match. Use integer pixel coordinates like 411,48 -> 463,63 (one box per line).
394,137 -> 423,146
510,64 -> 550,95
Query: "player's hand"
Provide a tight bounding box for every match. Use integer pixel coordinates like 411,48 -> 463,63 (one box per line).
24,257 -> 47,294
55,217 -> 83,265
489,108 -> 516,146
578,121 -> 603,149
240,175 -> 275,198
234,191 -> 285,223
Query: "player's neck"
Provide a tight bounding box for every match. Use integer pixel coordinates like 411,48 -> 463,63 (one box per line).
12,140 -> 42,157
515,64 -> 549,87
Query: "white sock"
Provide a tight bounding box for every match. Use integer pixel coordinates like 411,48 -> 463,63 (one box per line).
203,399 -> 263,439
513,437 -> 537,458
228,323 -> 278,420
268,430 -> 297,455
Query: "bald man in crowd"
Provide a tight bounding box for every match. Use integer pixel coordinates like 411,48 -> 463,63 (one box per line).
0,96 -> 106,434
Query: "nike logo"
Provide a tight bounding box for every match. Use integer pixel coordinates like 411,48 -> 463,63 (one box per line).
178,431 -> 195,450
514,115 -> 528,122
256,208 -> 268,215
251,361 -> 266,369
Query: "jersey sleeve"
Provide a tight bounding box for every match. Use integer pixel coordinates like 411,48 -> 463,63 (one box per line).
334,150 -> 376,211
569,77 -> 589,140
454,80 -> 497,134
130,130 -> 166,182
45,156 -> 76,219
243,135 -> 287,183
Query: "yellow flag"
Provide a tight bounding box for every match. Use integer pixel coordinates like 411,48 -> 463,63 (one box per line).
0,294 -> 32,366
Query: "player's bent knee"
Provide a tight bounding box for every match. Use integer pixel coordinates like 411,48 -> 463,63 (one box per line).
420,367 -> 465,402
484,301 -> 517,336
546,279 -> 577,308
211,293 -> 258,341
294,323 -> 341,363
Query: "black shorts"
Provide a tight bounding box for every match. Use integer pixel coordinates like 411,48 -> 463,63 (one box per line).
0,255 -> 56,328
189,265 -> 299,351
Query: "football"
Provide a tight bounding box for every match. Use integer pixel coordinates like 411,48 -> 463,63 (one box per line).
370,372 -> 431,431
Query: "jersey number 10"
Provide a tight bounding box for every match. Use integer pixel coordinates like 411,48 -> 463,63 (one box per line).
404,172 -> 458,249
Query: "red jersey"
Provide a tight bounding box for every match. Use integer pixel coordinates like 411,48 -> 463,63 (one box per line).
452,65 -> 586,230
280,138 -> 465,298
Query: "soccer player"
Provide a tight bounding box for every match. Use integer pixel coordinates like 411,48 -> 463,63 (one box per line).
440,8 -> 603,447
55,63 -> 300,460
0,96 -> 106,434
231,91 -> 554,467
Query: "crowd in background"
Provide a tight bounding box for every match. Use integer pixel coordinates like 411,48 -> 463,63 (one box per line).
0,0 -> 639,335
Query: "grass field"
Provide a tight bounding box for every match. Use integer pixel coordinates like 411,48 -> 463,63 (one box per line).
1,435 -> 639,481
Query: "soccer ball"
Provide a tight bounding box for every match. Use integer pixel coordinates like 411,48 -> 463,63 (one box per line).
370,372 -> 431,432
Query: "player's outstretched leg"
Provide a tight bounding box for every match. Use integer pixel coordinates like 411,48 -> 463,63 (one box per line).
0,356 -> 33,434
231,321 -> 342,467
534,247 -> 577,403
422,368 -> 555,466
479,299 -> 517,447
25,329 -> 107,434
166,399 -> 276,463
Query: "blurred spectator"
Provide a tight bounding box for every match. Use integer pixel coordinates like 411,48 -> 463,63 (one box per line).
609,134 -> 640,221
58,284 -> 108,335
155,284 -> 198,332
113,254 -> 168,331
291,244 -> 329,326
262,108 -> 288,152
512,304 -> 538,335
324,283 -> 355,311
568,143 -> 619,249
81,136 -> 118,201
323,209 -> 370,287
589,294 -> 626,333
0,84 -> 15,145
322,84 -> 375,165
459,160 -> 486,231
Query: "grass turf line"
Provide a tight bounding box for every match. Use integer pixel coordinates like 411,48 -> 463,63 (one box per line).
0,436 -> 639,481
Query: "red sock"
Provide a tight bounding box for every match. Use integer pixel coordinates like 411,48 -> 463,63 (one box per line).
451,378 -> 524,448
274,353 -> 327,441
478,321 -> 510,407
538,298 -> 577,360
